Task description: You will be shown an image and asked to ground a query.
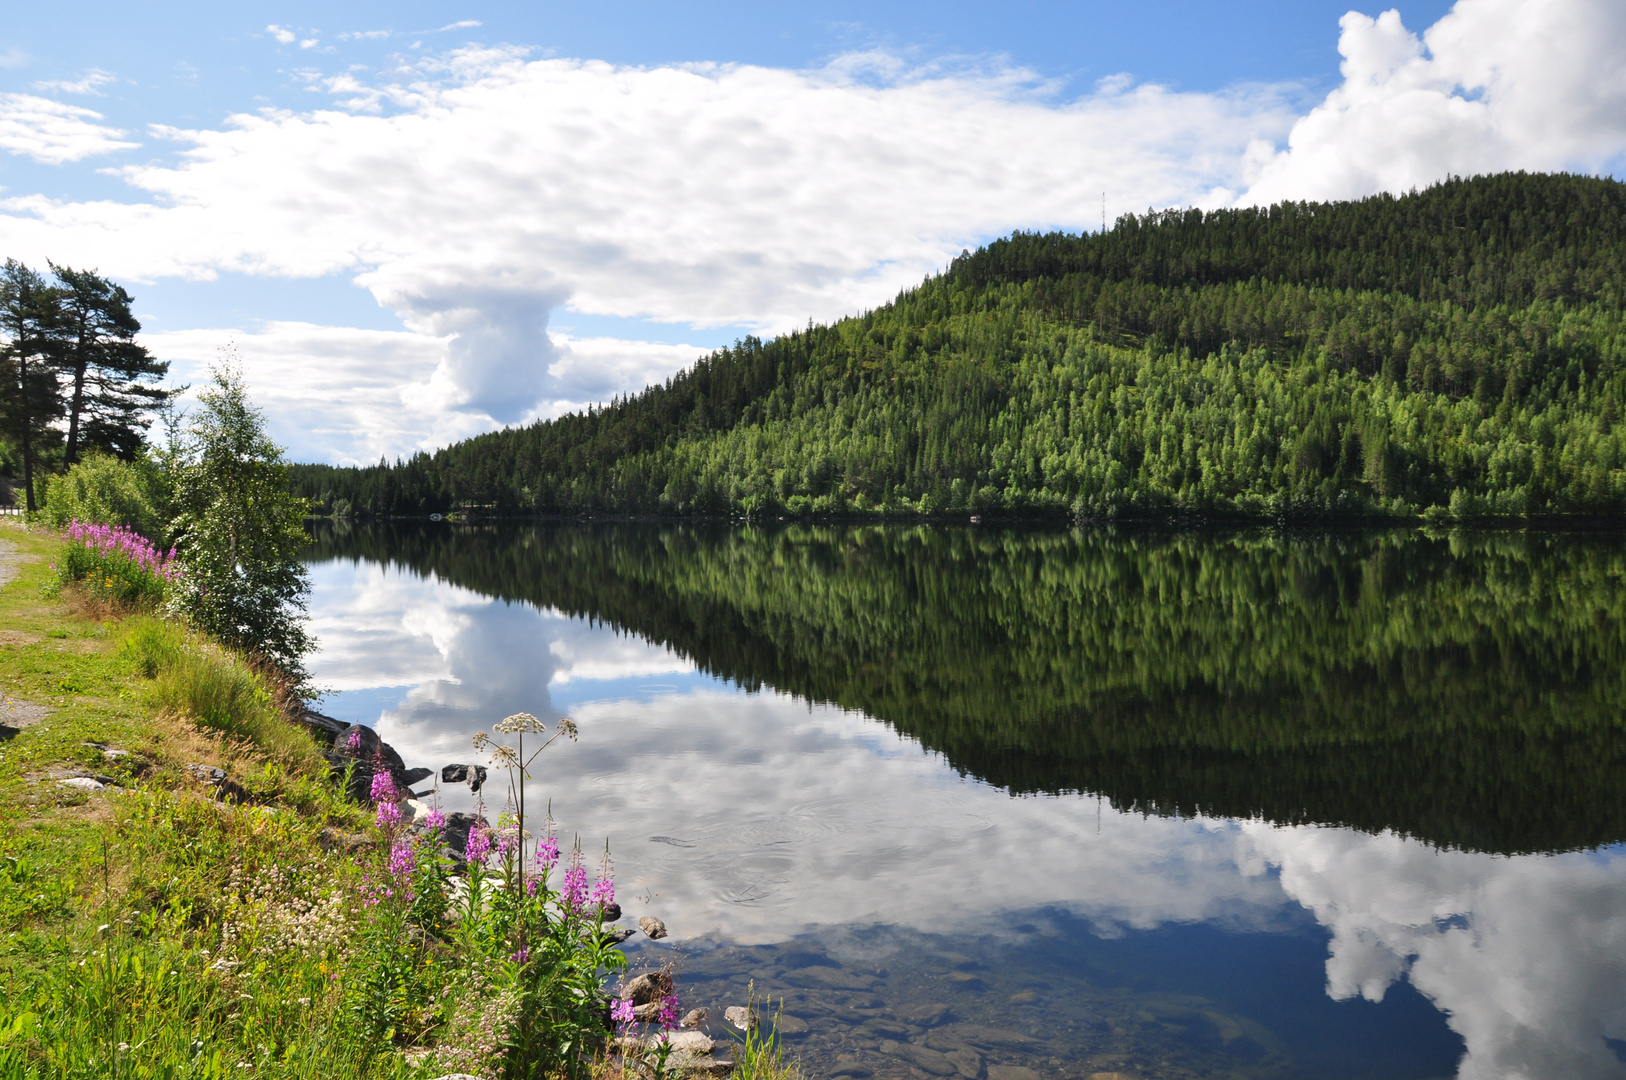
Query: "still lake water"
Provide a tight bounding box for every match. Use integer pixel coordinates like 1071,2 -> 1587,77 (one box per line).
304,523 -> 1626,1080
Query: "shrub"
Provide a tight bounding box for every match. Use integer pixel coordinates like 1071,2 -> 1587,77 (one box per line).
40,453 -> 163,539
167,359 -> 314,681
51,520 -> 178,609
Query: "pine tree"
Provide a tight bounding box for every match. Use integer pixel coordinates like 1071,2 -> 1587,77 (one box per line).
50,263 -> 174,464
0,259 -> 63,512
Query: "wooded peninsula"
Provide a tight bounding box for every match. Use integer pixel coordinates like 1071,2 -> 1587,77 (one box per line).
291,172 -> 1626,521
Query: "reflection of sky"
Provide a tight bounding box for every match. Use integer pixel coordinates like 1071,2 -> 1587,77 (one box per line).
306,557 -> 1626,1080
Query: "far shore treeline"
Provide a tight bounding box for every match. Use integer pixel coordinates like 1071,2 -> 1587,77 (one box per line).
290,172 -> 1626,522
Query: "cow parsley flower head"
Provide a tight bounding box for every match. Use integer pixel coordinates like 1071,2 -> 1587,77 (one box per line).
494,712 -> 548,734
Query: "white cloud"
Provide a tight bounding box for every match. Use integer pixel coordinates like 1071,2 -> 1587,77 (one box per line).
434,20 -> 482,32
0,49 -> 1292,455
2,2 -> 1624,462
1245,0 -> 1626,203
139,321 -> 710,462
0,48 -> 29,70
32,69 -> 117,96
0,93 -> 138,164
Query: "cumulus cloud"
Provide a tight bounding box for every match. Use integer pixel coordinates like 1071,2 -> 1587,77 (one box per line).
140,321 -> 712,462
0,93 -> 138,163
265,24 -> 297,45
0,48 -> 1290,452
1245,0 -> 1626,203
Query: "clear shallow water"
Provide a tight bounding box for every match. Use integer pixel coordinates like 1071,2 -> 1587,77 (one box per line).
305,524 -> 1626,1080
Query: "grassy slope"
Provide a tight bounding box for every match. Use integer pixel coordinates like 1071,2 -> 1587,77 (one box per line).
0,520 -> 390,1078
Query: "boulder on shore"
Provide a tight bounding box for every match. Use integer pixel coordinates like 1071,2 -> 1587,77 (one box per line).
325,723 -> 432,800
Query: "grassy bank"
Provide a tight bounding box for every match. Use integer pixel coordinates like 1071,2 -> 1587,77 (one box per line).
0,519 -> 390,1077
0,519 -> 800,1080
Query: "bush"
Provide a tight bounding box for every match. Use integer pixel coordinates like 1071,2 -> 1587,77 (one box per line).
40,453 -> 163,539
51,520 -> 178,609
167,360 -> 314,681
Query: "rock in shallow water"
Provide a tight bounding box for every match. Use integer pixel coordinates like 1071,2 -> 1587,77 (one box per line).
620,969 -> 674,1004
724,1005 -> 756,1031
639,916 -> 668,940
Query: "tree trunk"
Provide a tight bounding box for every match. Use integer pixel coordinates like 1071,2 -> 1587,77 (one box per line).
65,348 -> 88,461
18,354 -> 36,513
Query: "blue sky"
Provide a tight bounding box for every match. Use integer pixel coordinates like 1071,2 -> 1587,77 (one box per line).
2,1 -> 1622,462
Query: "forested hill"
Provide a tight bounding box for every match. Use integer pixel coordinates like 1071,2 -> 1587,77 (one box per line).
291,172 -> 1626,520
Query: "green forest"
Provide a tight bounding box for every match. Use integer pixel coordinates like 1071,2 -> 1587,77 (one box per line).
311,521 -> 1626,855
292,171 -> 1626,521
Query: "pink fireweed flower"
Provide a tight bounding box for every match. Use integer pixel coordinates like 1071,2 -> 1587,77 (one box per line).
510,946 -> 530,963
658,995 -> 680,1028
561,862 -> 588,911
611,999 -> 637,1027
424,806 -> 445,829
388,839 -> 416,878
496,829 -> 515,861
375,800 -> 402,828
368,771 -> 396,802
592,846 -> 615,906
534,835 -> 560,870
465,826 -> 492,865
345,730 -> 362,751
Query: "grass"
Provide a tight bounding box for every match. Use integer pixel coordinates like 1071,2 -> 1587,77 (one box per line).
0,520 -> 384,1078
0,519 -> 797,1080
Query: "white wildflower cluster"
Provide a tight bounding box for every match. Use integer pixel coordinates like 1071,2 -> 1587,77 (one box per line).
431,971 -> 521,1076
218,865 -> 352,959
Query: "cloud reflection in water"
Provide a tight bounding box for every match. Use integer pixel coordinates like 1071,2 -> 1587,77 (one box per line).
307,557 -> 1626,1079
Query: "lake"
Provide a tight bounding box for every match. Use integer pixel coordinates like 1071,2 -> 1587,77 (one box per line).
304,522 -> 1626,1080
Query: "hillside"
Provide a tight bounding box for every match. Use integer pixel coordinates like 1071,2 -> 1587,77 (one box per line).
291,172 -> 1626,520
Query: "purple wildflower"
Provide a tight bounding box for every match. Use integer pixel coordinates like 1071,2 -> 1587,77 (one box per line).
534,835 -> 560,870
561,862 -> 588,912
611,998 -> 637,1027
375,800 -> 402,828
510,946 -> 530,963
496,829 -> 515,860
424,806 -> 445,829
592,846 -> 615,906
388,839 -> 416,877
345,730 -> 362,751
368,771 -> 396,802
657,995 -> 680,1028
465,826 -> 492,865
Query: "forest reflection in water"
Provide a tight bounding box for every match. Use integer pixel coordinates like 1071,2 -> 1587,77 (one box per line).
304,522 -> 1626,1079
